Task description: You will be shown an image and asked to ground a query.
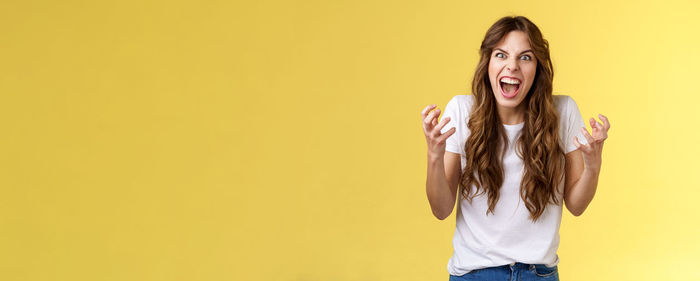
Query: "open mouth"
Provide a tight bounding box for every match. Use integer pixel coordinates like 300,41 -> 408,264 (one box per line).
499,76 -> 521,98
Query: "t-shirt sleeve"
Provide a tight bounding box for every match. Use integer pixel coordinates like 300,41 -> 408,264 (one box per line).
439,96 -> 464,155
564,96 -> 589,154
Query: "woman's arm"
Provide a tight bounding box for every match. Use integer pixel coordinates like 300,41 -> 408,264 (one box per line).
426,152 -> 461,220
563,114 -> 610,216
564,150 -> 599,216
421,104 -> 460,220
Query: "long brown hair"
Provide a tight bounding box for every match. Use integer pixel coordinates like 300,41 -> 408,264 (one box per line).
460,16 -> 565,222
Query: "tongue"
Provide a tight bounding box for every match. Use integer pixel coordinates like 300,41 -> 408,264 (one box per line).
502,83 -> 518,94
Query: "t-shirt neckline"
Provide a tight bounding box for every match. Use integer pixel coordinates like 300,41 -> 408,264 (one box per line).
502,122 -> 524,130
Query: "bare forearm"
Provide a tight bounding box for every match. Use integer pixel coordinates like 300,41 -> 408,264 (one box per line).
426,156 -> 456,220
566,167 -> 600,216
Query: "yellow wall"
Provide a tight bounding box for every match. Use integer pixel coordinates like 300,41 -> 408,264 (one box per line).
1,0 -> 698,280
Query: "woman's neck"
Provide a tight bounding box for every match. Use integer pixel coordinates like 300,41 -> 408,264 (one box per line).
496,104 -> 525,125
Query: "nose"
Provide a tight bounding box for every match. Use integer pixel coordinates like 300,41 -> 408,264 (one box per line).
506,57 -> 520,72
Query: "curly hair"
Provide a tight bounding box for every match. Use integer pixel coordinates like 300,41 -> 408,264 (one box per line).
460,16 -> 565,222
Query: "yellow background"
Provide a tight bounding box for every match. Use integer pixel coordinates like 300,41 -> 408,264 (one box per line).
1,0 -> 698,280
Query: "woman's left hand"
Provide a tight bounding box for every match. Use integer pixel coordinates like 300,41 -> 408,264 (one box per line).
574,114 -> 611,172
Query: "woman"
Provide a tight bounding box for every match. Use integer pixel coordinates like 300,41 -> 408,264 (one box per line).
420,16 -> 610,281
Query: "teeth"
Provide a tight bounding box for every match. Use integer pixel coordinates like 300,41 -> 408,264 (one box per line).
500,77 -> 521,85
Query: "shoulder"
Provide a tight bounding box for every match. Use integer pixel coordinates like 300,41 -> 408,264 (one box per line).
552,94 -> 580,116
446,94 -> 474,112
552,94 -> 572,109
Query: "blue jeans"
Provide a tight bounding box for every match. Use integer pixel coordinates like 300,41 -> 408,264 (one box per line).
449,262 -> 559,281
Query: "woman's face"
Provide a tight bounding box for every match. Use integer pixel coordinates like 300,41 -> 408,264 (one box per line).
488,30 -> 537,113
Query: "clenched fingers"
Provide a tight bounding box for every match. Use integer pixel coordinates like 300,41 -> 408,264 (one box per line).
423,107 -> 441,129
421,104 -> 436,119
573,136 -> 591,153
598,114 -> 611,130
581,127 -> 596,144
589,117 -> 604,131
438,127 -> 456,142
431,116 -> 451,137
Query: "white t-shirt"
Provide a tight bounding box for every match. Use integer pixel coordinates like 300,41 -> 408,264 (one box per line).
438,94 -> 589,276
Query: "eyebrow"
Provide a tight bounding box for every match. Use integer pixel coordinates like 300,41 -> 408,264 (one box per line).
495,48 -> 533,55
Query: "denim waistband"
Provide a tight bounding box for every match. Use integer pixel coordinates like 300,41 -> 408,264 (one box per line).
499,262 -> 540,271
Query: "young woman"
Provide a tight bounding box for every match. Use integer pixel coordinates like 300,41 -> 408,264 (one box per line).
420,16 -> 610,281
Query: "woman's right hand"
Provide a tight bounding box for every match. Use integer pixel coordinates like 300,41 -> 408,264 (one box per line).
421,104 -> 456,160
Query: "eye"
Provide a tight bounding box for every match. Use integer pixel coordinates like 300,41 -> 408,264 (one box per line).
495,52 -> 506,59
520,54 -> 532,61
